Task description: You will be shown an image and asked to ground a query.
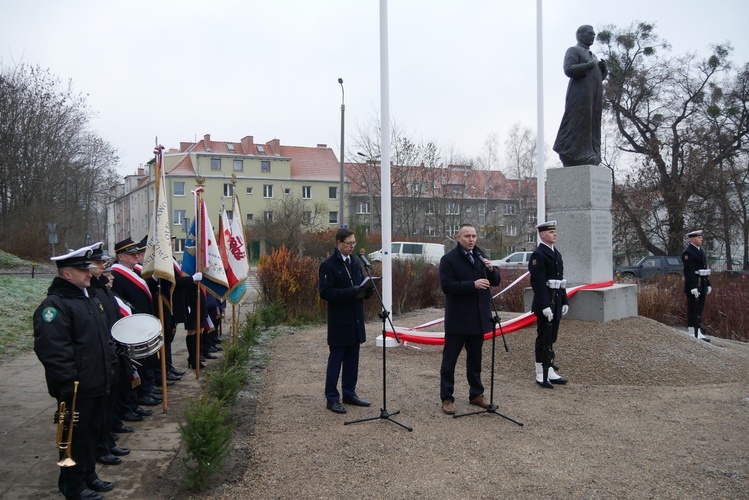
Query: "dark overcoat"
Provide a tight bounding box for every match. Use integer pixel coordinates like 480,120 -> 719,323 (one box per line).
319,248 -> 366,346
681,244 -> 711,293
439,243 -> 500,336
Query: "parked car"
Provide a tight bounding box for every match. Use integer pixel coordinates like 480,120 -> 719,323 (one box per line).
490,251 -> 532,269
368,242 -> 446,266
614,255 -> 683,283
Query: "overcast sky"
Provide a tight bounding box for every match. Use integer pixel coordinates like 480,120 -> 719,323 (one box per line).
2,0 -> 747,176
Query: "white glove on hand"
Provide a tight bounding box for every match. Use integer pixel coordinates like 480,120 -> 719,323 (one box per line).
192,272 -> 203,282
707,286 -> 712,295
690,288 -> 700,298
542,307 -> 553,321
562,305 -> 569,316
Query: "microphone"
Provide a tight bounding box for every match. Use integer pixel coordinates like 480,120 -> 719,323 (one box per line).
358,249 -> 372,269
475,249 -> 493,271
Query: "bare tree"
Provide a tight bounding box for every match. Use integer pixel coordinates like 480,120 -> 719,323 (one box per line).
599,22 -> 746,256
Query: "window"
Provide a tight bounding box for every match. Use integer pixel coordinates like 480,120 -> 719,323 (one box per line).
173,181 -> 185,196
303,211 -> 313,225
173,238 -> 185,253
356,201 -> 370,214
263,184 -> 274,198
257,145 -> 265,154
227,143 -> 235,152
526,233 -> 535,243
329,186 -> 338,199
261,160 -> 270,172
527,213 -> 537,223
426,203 -> 435,215
507,225 -> 518,236
284,187 -> 291,195
504,204 -> 517,215
223,183 -> 233,197
246,186 -> 253,195
264,211 -> 274,222
447,224 -> 461,236
225,210 -> 233,220
233,159 -> 243,172
174,210 -> 186,226
329,211 -> 338,224
446,202 -> 460,215
246,213 -> 254,222
302,185 -> 312,199
211,158 -> 221,171
402,243 -> 423,255
478,204 -> 486,225
427,226 -> 436,237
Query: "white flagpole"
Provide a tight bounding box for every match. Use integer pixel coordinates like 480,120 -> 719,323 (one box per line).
536,0 -> 546,238
380,0 -> 392,320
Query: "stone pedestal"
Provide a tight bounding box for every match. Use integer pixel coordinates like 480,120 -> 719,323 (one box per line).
523,284 -> 638,322
547,165 -> 613,286
521,164 -> 638,322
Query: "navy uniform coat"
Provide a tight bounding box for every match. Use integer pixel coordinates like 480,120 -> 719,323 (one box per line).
319,248 -> 366,346
682,244 -> 711,293
439,244 -> 500,336
529,243 -> 569,317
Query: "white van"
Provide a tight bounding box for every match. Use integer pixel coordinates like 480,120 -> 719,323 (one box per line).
368,242 -> 446,265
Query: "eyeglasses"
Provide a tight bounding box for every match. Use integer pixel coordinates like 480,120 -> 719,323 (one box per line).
341,240 -> 356,247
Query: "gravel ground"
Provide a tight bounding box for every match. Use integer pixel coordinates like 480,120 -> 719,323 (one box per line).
172,309 -> 749,499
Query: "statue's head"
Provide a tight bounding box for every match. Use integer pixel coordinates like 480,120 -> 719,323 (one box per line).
576,25 -> 595,46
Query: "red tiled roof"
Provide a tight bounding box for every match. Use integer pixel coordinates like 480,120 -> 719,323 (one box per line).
281,145 -> 340,181
167,155 -> 195,176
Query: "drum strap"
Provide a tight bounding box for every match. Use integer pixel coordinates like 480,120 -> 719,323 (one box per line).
112,264 -> 152,300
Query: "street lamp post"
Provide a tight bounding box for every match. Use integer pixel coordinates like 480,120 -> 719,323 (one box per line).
338,78 -> 345,228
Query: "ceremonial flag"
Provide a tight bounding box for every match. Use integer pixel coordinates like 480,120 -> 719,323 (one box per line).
141,145 -> 175,286
219,200 -> 249,304
227,194 -> 250,304
198,198 -> 229,299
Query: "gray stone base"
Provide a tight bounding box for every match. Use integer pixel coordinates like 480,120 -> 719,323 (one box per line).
523,284 -> 638,323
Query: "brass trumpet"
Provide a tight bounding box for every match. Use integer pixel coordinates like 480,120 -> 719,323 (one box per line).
55,381 -> 79,467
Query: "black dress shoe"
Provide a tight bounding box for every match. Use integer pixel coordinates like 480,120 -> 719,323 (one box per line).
203,352 -> 218,359
326,401 -> 347,414
110,432 -> 119,441
134,406 -> 154,416
88,478 -> 114,492
111,446 -> 130,456
112,424 -> 134,433
536,380 -> 554,389
65,487 -> 103,500
166,372 -> 182,381
137,396 -> 161,406
170,366 -> 187,376
121,411 -> 144,422
96,454 -> 122,465
342,396 -> 371,407
550,376 -> 568,385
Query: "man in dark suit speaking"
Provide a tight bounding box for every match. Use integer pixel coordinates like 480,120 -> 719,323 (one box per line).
439,223 -> 501,415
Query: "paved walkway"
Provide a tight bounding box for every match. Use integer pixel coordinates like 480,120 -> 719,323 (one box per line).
0,330 -> 207,499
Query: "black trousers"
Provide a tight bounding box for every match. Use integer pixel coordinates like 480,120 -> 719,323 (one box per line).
686,292 -> 706,328
535,315 -> 561,363
58,394 -> 106,498
325,344 -> 360,402
440,333 -> 484,402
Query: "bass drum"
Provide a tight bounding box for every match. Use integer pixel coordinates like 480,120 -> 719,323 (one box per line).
111,314 -> 163,359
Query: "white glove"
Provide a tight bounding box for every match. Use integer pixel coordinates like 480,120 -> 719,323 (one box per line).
562,305 -> 569,316
192,272 -> 203,282
690,288 -> 699,298
707,286 -> 712,295
542,307 -> 553,321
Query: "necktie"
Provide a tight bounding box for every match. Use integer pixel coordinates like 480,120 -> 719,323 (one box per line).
467,252 -> 474,265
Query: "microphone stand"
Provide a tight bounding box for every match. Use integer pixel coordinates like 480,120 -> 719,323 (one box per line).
344,254 -> 412,431
454,258 -> 523,426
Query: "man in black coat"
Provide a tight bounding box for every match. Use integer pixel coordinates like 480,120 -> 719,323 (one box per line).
33,247 -> 115,500
439,223 -> 501,415
319,228 -> 374,414
529,221 -> 569,389
682,229 -> 712,342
